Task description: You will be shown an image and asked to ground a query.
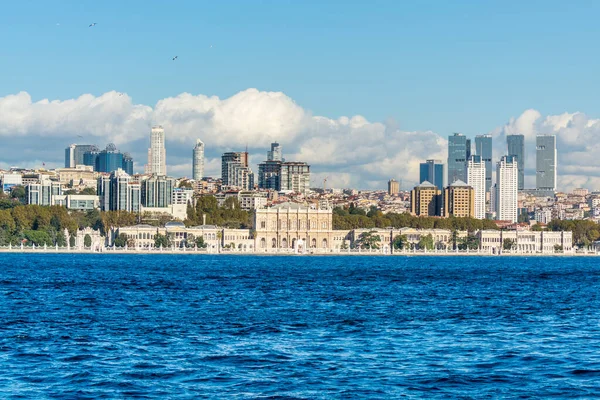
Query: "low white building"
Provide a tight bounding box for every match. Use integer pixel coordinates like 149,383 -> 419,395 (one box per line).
477,230 -> 572,254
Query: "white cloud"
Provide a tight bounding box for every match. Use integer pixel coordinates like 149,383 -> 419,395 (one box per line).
1,88 -> 600,191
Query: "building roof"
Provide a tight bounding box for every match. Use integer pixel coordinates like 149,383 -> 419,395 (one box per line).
165,221 -> 185,228
415,181 -> 436,188
449,179 -> 470,187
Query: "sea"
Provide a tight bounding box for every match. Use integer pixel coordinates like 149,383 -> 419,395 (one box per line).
0,254 -> 599,398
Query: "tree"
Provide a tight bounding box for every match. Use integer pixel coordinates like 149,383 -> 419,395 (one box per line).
10,186 -> 26,203
55,231 -> 67,247
554,244 -> 564,253
195,236 -> 208,248
458,235 -> 479,250
23,230 -> 52,246
113,233 -> 128,247
69,235 -> 76,247
178,179 -> 193,189
355,230 -> 381,249
84,234 -> 92,247
80,187 -> 96,195
417,234 -> 434,250
502,238 -> 516,251
392,234 -> 408,250
154,233 -> 170,248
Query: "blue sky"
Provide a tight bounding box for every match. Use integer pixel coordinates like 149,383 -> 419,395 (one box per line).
2,0 -> 600,135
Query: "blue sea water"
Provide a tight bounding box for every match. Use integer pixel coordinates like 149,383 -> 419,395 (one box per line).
1,254 -> 600,398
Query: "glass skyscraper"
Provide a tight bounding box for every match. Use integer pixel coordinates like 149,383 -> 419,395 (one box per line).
536,135 -> 557,192
419,159 -> 445,192
507,134 -> 525,190
447,133 -> 470,185
84,144 -> 133,174
475,134 -> 492,194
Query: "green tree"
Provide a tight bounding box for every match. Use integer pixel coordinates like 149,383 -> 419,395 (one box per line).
417,234 -> 434,250
84,234 -> 92,247
392,234 -> 408,250
195,236 -> 208,248
554,244 -> 564,253
502,238 -> 516,251
355,230 -> 381,249
80,187 -> 96,195
458,235 -> 480,250
113,233 -> 128,247
55,231 -> 67,247
10,186 -> 26,203
69,235 -> 76,247
23,230 -> 52,246
154,233 -> 170,248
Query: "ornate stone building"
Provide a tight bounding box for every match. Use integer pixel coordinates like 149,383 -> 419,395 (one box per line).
254,202 -> 345,250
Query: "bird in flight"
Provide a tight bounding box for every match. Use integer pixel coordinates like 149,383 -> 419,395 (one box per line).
77,135 -> 83,138
89,23 -> 97,27
172,56 -> 178,61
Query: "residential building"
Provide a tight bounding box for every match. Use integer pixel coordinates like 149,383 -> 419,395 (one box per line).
147,126 -> 167,176
474,134 -> 492,194
221,152 -> 254,190
496,155 -> 519,222
535,208 -> 552,224
410,181 -> 442,217
467,155 -> 486,219
172,188 -> 194,205
267,142 -> 283,161
192,139 -> 205,181
65,144 -> 97,168
97,168 -> 141,212
280,162 -> 310,193
443,180 -> 475,218
447,133 -> 470,184
507,134 -> 525,190
238,191 -> 268,210
388,179 -> 400,196
536,135 -> 557,192
26,180 -> 62,206
140,175 -> 175,208
419,159 -> 445,191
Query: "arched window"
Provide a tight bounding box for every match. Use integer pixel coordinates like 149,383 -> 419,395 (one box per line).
311,238 -> 316,248
322,239 -> 327,248
282,238 -> 288,248
260,238 -> 266,248
272,238 -> 277,248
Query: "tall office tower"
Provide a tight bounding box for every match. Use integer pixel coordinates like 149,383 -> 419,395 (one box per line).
148,126 -> 167,176
65,144 -> 97,168
83,144 -> 132,174
507,134 -> 525,190
122,153 -> 134,176
388,179 -> 399,196
447,133 -> 469,185
267,142 -> 282,161
419,159 -> 445,191
536,135 -> 557,192
467,155 -> 486,219
141,175 -> 176,208
496,156 -> 519,222
97,168 -> 140,212
221,151 -> 253,190
410,181 -> 442,217
475,135 -> 492,193
443,180 -> 475,218
193,139 -> 205,181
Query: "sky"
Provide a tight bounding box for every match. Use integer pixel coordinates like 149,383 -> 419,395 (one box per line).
1,0 -> 600,191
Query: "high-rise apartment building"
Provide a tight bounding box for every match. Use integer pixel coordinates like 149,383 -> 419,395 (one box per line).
388,179 -> 399,196
97,169 -> 140,212
443,180 -> 475,218
147,126 -> 167,176
141,175 -> 175,208
474,135 -> 492,194
419,159 -> 445,191
193,139 -> 205,181
507,134 -> 525,190
467,155 -> 486,219
447,133 -> 470,185
536,135 -> 557,192
496,156 -> 519,222
65,144 -> 97,168
221,152 -> 254,190
410,181 -> 442,217
267,142 -> 282,162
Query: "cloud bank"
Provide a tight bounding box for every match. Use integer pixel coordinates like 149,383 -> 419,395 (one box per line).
1,89 -> 599,191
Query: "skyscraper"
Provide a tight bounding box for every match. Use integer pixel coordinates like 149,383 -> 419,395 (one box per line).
474,134 -> 492,193
419,159 -> 445,191
141,175 -> 175,208
65,144 -> 97,168
222,152 -> 254,190
148,126 -> 167,176
496,156 -> 518,222
388,179 -> 399,196
467,155 -> 486,219
447,133 -> 470,185
267,142 -> 282,161
97,168 -> 140,212
507,134 -> 525,190
83,144 -> 132,174
193,139 -> 205,180
536,135 -> 557,192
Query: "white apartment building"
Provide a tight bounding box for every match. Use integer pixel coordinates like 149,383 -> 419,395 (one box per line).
496,156 -> 519,222
467,155 -> 486,219
148,126 -> 167,176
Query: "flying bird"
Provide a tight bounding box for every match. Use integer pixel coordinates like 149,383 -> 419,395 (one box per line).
77,135 -> 83,138
89,23 -> 97,27
172,56 -> 178,61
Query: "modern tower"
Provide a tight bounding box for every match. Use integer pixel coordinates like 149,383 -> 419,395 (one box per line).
496,156 -> 519,222
193,139 -> 205,181
507,134 -> 525,190
267,142 -> 283,162
388,179 -> 399,196
148,126 -> 167,176
65,144 -> 97,168
467,155 -> 486,219
419,159 -> 445,191
536,135 -> 557,193
474,135 -> 492,194
447,133 -> 470,185
222,152 -> 253,190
